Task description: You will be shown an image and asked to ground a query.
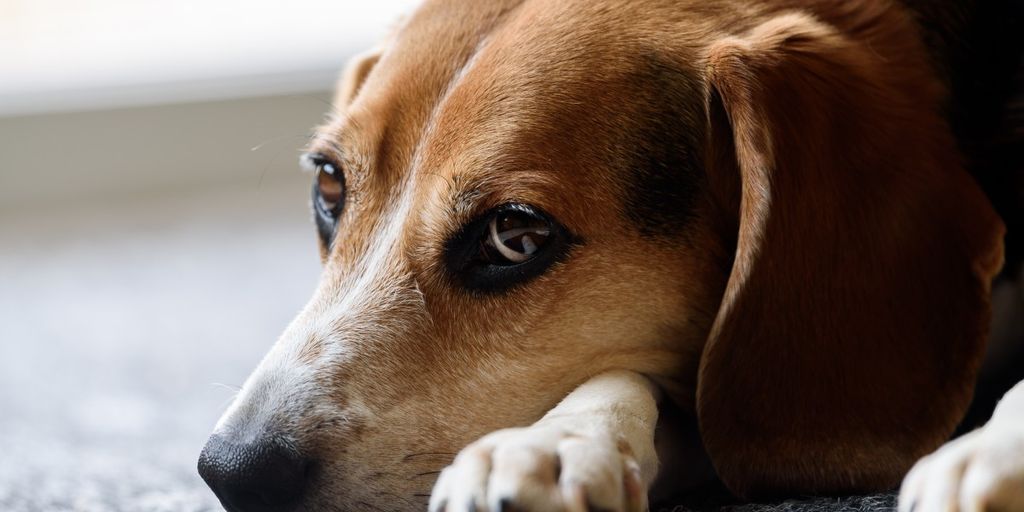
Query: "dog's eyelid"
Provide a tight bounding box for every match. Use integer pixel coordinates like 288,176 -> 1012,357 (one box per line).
302,152 -> 364,191
299,152 -> 316,172
301,139 -> 360,172
300,151 -> 347,170
445,203 -> 576,293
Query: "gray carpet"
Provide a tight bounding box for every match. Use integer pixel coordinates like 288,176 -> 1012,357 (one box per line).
668,494 -> 897,512
0,183 -> 315,512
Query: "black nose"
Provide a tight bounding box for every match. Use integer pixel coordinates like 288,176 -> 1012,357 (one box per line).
198,433 -> 310,512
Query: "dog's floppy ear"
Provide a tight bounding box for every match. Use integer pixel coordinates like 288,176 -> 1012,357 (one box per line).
697,12 -> 1005,497
333,46 -> 386,108
333,14 -> 412,109
333,17 -> 408,108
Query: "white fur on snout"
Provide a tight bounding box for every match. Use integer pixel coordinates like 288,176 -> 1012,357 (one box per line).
217,20 -> 497,442
213,181 -> 423,437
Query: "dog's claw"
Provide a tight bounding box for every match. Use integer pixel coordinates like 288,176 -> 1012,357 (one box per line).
497,497 -> 517,512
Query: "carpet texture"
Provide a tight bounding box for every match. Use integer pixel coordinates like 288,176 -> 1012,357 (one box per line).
668,494 -> 897,512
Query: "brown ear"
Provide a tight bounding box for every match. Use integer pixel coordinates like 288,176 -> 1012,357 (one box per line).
333,16 -> 408,107
697,11 -> 1005,497
333,46 -> 386,108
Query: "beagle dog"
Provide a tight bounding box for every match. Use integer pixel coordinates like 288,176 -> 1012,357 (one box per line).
198,0 -> 1024,511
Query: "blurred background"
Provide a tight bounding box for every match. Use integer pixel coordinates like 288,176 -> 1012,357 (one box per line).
0,1 -> 417,509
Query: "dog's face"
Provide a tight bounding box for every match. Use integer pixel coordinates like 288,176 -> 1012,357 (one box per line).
204,1 -> 728,509
197,0 -> 737,507
200,0 -> 1007,508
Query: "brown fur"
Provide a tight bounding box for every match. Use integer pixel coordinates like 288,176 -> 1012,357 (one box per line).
699,6 -> 1003,495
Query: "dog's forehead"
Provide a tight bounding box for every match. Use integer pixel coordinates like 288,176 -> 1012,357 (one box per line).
419,1 -> 706,233
408,0 -> 684,164
320,0 -> 706,236
342,1 -> 681,156
327,0 -> 528,173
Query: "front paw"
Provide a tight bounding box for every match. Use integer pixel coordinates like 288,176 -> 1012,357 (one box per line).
429,425 -> 647,512
899,421 -> 1024,512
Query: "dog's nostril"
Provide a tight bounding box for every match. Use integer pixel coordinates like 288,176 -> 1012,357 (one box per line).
198,433 -> 311,512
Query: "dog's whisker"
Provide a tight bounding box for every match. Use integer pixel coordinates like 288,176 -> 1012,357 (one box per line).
411,470 -> 443,479
402,452 -> 456,463
411,492 -> 434,504
209,382 -> 241,409
366,470 -> 397,481
255,147 -> 299,189
249,133 -> 310,152
210,382 -> 241,392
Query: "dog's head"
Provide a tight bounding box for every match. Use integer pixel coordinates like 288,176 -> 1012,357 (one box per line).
199,1 -> 1005,510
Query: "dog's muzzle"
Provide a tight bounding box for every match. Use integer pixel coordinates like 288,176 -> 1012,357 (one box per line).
198,432 -> 311,512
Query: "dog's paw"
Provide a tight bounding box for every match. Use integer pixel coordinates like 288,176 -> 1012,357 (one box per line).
428,424 -> 647,512
899,421 -> 1024,512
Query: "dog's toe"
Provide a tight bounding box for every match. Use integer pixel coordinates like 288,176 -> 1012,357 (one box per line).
430,426 -> 644,512
899,421 -> 1024,512
958,424 -> 1024,511
431,447 -> 490,512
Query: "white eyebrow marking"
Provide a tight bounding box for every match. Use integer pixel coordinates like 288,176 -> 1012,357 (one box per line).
329,181 -> 417,319
213,24 -> 501,441
211,179 -> 421,435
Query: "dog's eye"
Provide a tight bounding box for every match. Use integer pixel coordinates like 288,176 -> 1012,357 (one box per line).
302,153 -> 346,244
483,211 -> 552,265
316,162 -> 344,214
446,204 -> 573,293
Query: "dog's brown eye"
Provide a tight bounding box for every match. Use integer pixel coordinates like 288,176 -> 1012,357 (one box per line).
446,203 -> 573,293
316,162 -> 344,214
302,153 -> 346,245
484,212 -> 551,264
